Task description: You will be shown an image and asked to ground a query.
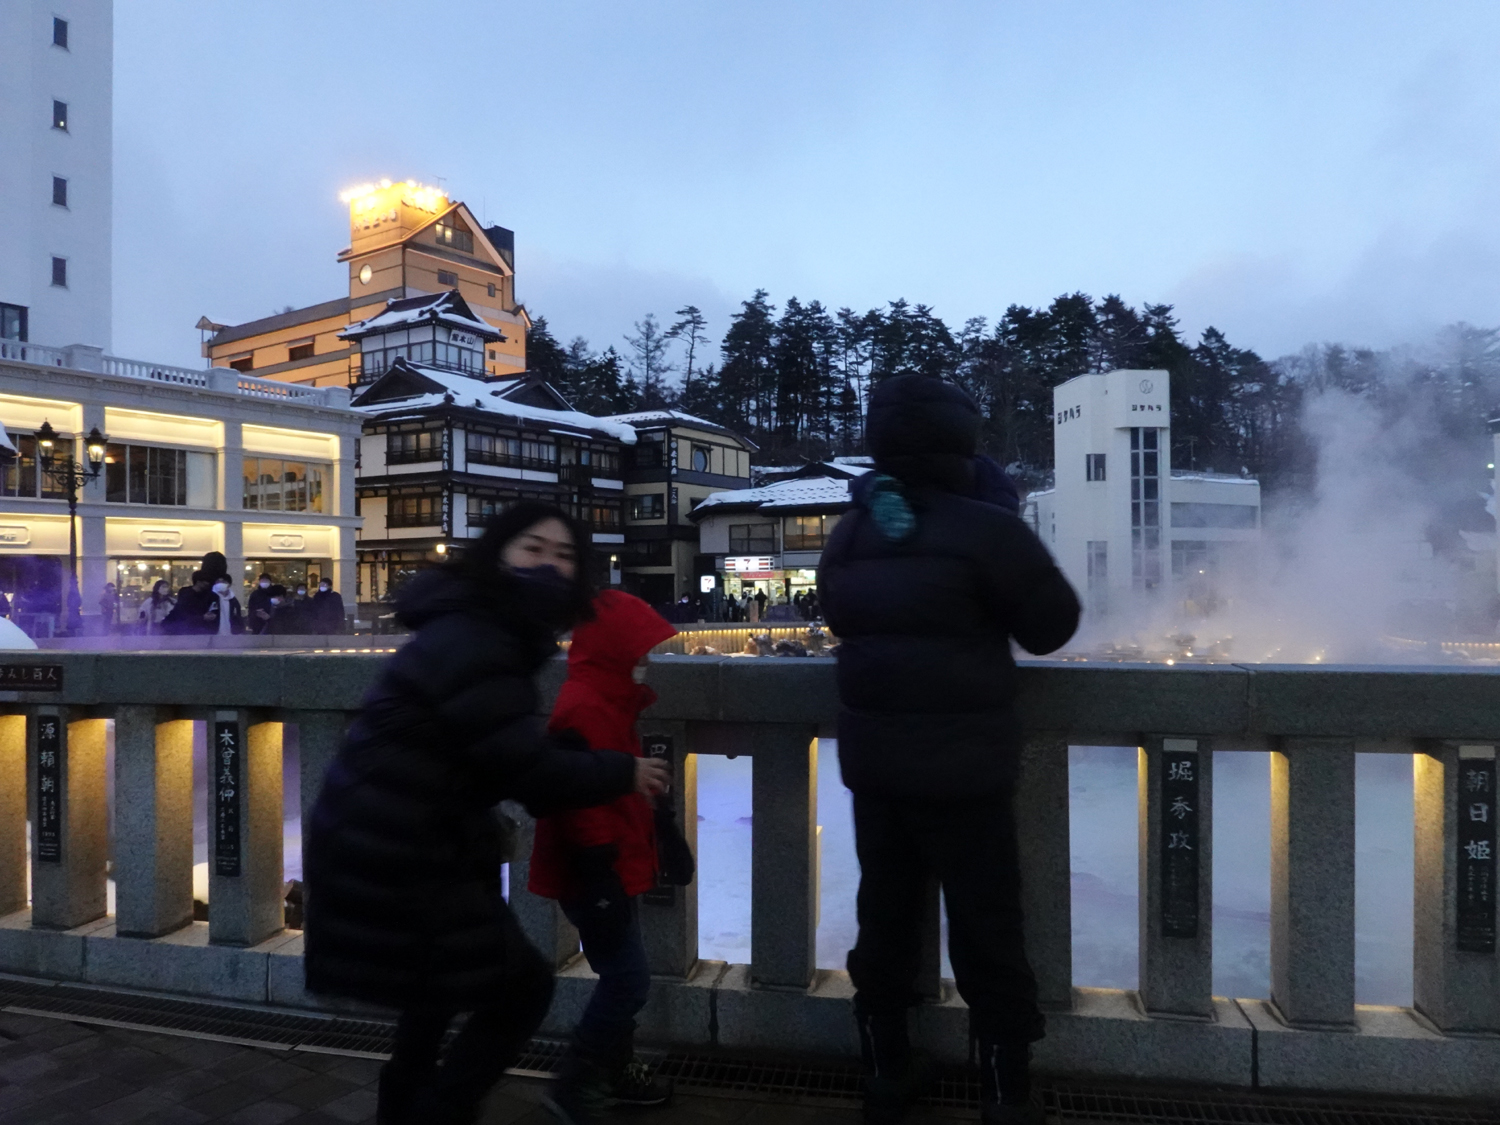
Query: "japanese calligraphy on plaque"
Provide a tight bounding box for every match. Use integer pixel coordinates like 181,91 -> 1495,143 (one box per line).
1457,747 -> 1496,954
35,715 -> 61,863
641,734 -> 675,907
214,721 -> 242,877
0,664 -> 62,691
1160,739 -> 1199,939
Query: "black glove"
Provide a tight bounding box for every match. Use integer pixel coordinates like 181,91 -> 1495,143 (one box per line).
563,844 -> 631,952
654,805 -> 695,887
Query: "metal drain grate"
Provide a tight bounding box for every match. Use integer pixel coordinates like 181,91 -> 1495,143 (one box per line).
0,977 -> 1495,1125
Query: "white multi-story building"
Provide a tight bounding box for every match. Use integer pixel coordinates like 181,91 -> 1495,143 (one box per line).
1027,368 -> 1260,617
0,1 -> 112,352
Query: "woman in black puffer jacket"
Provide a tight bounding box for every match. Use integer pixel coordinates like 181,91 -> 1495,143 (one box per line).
304,503 -> 668,1125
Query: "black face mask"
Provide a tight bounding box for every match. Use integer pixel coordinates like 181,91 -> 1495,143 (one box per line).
509,565 -> 575,627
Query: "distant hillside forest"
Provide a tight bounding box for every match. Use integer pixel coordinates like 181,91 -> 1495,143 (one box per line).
525,292 -> 1500,496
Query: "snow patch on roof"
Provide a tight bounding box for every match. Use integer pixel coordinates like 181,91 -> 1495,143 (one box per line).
693,475 -> 853,514
339,292 -> 500,341
1169,470 -> 1260,486
603,409 -> 725,429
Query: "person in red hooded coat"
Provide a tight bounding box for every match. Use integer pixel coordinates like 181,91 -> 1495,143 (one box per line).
530,590 -> 678,1122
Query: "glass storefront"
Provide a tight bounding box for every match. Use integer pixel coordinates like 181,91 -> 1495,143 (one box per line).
241,557 -> 332,599
112,558 -> 198,609
0,555 -> 64,615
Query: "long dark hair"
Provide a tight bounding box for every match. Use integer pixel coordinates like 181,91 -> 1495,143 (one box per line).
461,501 -> 596,623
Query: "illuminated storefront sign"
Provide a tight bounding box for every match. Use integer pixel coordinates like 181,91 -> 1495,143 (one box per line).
724,556 -> 774,573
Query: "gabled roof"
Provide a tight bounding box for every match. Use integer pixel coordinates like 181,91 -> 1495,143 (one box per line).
688,475 -> 855,521
601,410 -> 757,449
339,290 -> 504,343
351,359 -> 636,444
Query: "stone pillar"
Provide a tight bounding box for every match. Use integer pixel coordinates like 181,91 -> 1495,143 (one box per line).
751,725 -> 819,990
30,710 -> 108,930
1018,733 -> 1073,1010
207,712 -> 284,946
1414,744 -> 1500,1032
78,402 -> 108,626
296,711 -> 347,886
0,715 -> 26,915
112,710 -> 194,938
506,802 -> 579,969
1138,737 -> 1213,1018
221,421 -> 245,591
640,720 -> 698,978
1270,738 -> 1356,1028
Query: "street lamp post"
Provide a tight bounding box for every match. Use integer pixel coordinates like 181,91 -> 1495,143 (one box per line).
35,421 -> 107,635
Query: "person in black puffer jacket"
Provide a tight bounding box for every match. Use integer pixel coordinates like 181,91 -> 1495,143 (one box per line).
818,375 -> 1080,1125
304,502 -> 669,1125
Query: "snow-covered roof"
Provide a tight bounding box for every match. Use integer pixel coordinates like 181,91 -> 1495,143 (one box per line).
600,409 -> 756,448
690,475 -> 853,519
1169,470 -> 1260,486
339,290 -> 502,342
353,364 -> 637,444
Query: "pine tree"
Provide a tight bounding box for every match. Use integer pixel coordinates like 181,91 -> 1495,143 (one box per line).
666,305 -> 710,398
624,313 -> 675,409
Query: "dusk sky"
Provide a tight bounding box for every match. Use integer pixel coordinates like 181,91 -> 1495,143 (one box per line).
115,2 -> 1500,371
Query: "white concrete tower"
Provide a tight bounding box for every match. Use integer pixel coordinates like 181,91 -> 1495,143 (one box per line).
0,1 -> 113,351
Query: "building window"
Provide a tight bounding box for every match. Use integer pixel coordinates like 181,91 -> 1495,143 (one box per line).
287,341 -> 315,362
0,434 -> 74,499
784,515 -> 828,551
388,494 -> 442,528
51,177 -> 67,208
691,445 -> 711,472
729,522 -> 777,553
487,282 -> 496,298
1130,428 -> 1162,590
466,431 -> 558,471
52,17 -> 68,48
1170,502 -> 1258,529
1086,540 -> 1108,614
387,429 -> 443,465
0,304 -> 26,342
563,445 -> 620,477
52,100 -> 67,131
436,269 -> 459,287
227,355 -> 253,372
103,444 -> 188,506
582,501 -> 623,531
1086,453 -> 1106,482
50,257 -> 67,288
633,438 -> 666,468
241,457 -> 328,512
434,221 -> 473,253
629,494 -> 665,521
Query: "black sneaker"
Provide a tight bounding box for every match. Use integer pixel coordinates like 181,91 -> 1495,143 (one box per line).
542,1054 -> 612,1124
607,1058 -> 673,1107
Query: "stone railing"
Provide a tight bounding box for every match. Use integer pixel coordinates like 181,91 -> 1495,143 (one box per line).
0,654 -> 1496,1098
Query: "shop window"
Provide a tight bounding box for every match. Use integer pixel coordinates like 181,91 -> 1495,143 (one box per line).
52,100 -> 67,131
629,493 -> 665,521
0,434 -> 73,499
387,429 -> 442,465
50,257 -> 67,288
1086,453 -> 1106,482
288,341 -> 315,362
437,270 -> 459,287
103,443 -> 188,506
51,177 -> 67,208
729,523 -> 777,553
53,17 -> 68,48
388,494 -> 442,528
784,515 -> 828,552
466,431 -> 556,470
241,457 -> 328,512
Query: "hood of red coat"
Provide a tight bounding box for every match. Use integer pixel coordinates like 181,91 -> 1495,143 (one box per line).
566,590 -> 677,706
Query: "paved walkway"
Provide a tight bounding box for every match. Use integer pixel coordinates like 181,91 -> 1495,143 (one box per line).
0,1010 -> 977,1125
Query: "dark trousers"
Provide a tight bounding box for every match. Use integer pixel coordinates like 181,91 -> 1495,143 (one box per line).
386,937 -> 554,1112
846,790 -> 1044,1043
561,896 -> 652,1061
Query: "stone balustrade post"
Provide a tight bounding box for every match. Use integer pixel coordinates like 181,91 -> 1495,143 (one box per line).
1270,738 -> 1356,1028
30,709 -> 108,930
295,710 -> 348,888
750,724 -> 819,990
505,801 -> 579,969
0,715 -> 26,915
639,719 -> 698,979
112,709 -> 194,938
1414,743 -> 1500,1033
1138,736 -> 1213,1018
207,712 -> 284,946
1018,733 -> 1073,1010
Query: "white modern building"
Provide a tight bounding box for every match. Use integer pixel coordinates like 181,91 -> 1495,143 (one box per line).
0,1 -> 113,352
1027,368 -> 1260,617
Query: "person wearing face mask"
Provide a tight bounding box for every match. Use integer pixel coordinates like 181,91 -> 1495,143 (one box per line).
161,571 -> 214,635
263,585 -> 302,635
309,577 -> 346,635
304,502 -> 671,1125
527,591 -> 682,1122
204,576 -> 245,636
247,573 -> 275,635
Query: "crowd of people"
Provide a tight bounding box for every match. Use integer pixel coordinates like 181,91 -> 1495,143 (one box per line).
93,554 -> 348,636
303,376 -> 1079,1125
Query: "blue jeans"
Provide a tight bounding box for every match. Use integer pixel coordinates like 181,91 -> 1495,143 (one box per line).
561,895 -> 652,1061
